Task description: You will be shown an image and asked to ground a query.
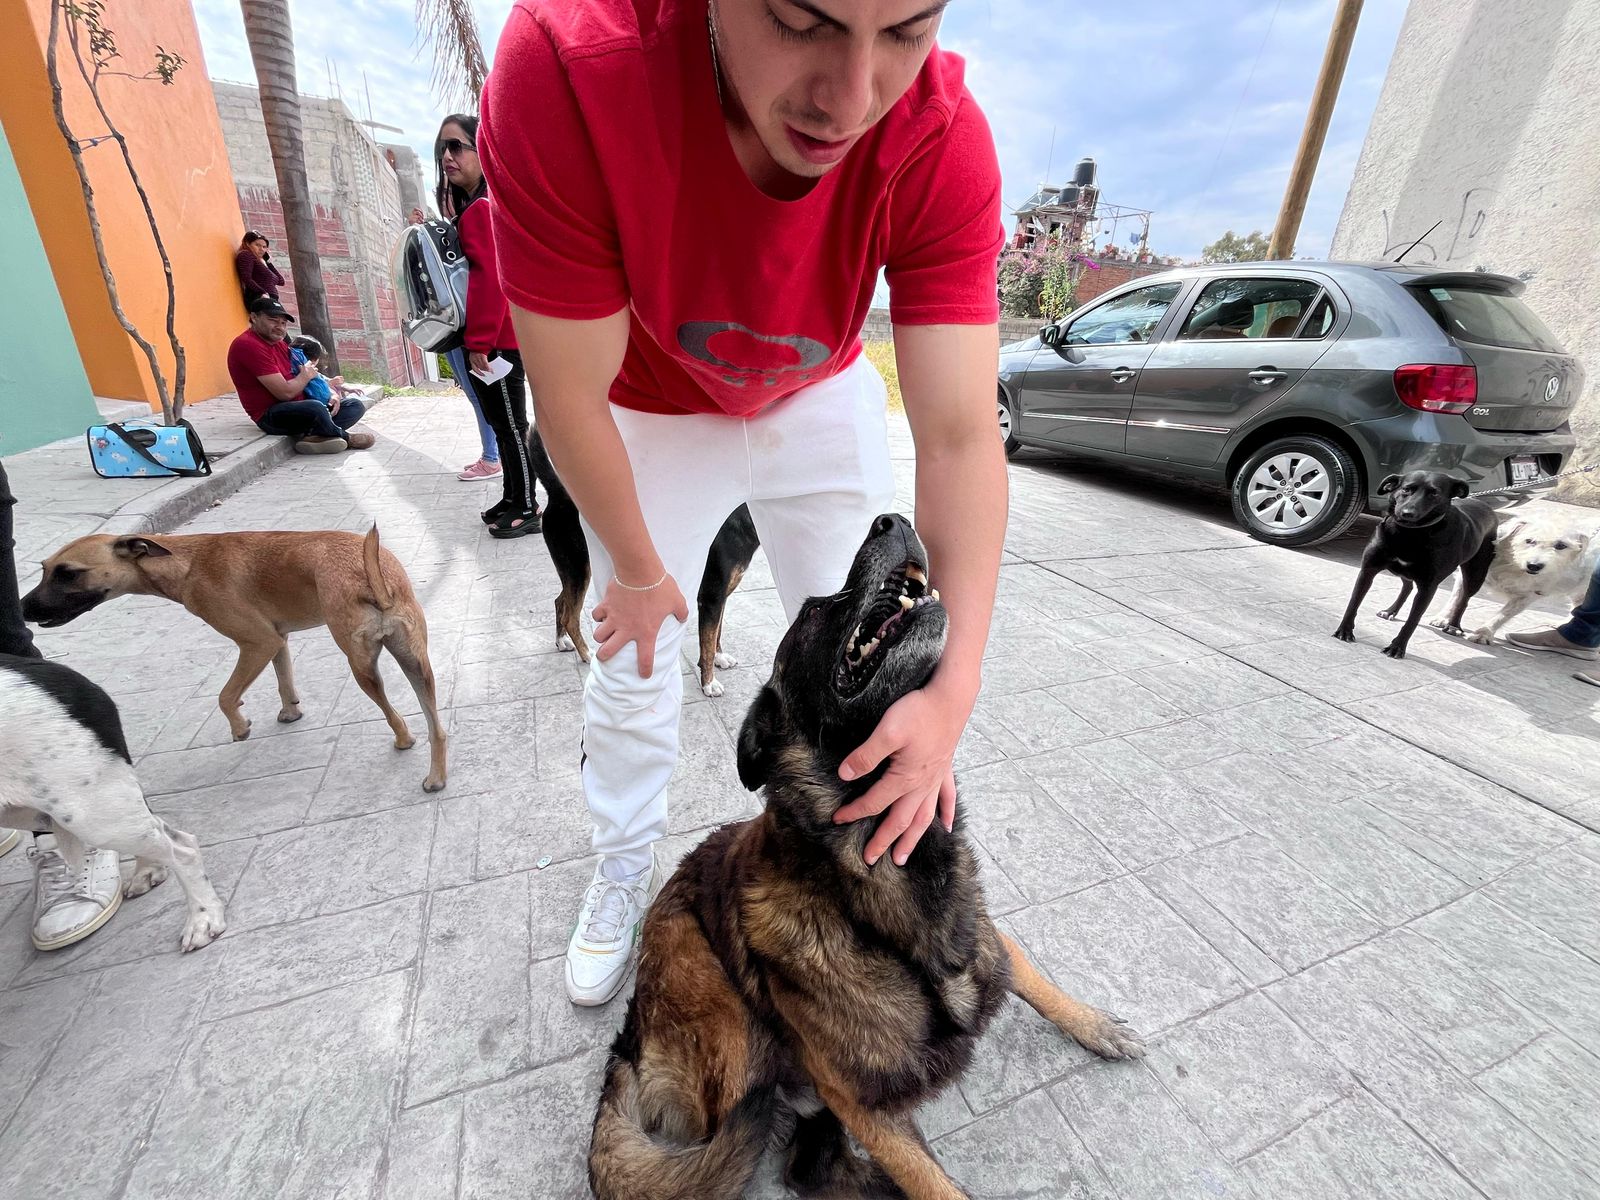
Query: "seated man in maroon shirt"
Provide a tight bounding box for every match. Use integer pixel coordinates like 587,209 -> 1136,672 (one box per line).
226,297 -> 374,455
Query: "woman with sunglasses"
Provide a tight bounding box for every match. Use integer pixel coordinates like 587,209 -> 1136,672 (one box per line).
433,114 -> 538,537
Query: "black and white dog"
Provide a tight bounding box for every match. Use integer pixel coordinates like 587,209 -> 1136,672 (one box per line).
0,467 -> 224,952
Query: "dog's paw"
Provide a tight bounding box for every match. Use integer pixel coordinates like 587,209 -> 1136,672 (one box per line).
393,731 -> 416,751
713,650 -> 738,669
557,633 -> 575,653
180,906 -> 226,952
421,772 -> 446,794
1382,642 -> 1409,659
230,719 -> 252,742
124,864 -> 168,899
1074,1009 -> 1147,1061
1428,616 -> 1448,629
1437,623 -> 1465,638
1377,609 -> 1398,622
1332,628 -> 1355,643
277,705 -> 304,724
701,678 -> 726,698
1467,628 -> 1494,645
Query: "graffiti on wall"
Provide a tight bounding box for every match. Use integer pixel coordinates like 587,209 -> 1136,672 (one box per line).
1380,186 -> 1496,266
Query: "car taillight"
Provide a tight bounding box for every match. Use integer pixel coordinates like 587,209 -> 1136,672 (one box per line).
1394,364 -> 1477,414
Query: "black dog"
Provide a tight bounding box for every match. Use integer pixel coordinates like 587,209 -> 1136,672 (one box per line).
1333,470 -> 1499,659
527,431 -> 761,696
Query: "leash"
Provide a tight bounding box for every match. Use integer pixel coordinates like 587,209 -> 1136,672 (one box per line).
1474,462 -> 1600,500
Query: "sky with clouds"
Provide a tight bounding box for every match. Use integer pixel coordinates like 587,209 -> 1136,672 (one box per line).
192,0 -> 1409,263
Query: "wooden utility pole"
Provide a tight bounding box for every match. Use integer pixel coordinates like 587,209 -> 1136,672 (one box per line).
1268,0 -> 1364,260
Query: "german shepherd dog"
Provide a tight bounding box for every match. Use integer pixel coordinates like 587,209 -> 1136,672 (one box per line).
528,431 -> 760,696
588,514 -> 1144,1200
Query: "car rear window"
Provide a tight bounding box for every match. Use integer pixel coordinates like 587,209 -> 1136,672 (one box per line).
1411,286 -> 1564,353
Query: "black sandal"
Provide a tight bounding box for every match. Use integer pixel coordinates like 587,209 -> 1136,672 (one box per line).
488,509 -> 542,539
480,499 -> 513,527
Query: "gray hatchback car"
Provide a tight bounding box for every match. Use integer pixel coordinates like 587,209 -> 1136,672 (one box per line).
997,262 -> 1581,546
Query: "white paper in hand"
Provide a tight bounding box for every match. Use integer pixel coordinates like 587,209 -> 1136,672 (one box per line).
469,355 -> 513,385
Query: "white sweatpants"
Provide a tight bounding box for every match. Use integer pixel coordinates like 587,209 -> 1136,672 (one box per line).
580,354 -> 897,875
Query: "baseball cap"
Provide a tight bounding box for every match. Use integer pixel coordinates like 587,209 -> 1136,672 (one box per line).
248,296 -> 296,322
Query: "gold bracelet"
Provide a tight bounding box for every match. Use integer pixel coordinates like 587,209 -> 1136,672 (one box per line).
612,571 -> 667,593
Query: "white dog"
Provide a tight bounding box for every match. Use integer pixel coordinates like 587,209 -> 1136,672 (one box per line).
1435,516 -> 1596,644
0,657 -> 226,951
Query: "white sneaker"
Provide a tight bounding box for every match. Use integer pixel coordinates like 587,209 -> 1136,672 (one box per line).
565,853 -> 657,1007
29,835 -> 123,951
0,829 -> 19,859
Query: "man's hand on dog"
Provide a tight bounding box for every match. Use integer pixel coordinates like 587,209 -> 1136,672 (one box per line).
835,685 -> 964,866
592,574 -> 689,678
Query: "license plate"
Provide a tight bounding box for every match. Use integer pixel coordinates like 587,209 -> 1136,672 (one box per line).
1510,456 -> 1543,485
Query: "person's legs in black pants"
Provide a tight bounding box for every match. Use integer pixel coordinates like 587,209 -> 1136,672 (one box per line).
331,396 -> 368,431
257,399 -> 347,440
467,350 -> 538,536
0,462 -> 40,661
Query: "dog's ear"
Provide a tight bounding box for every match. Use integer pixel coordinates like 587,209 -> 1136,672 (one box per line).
736,685 -> 782,792
112,536 -> 172,560
1502,520 -> 1527,542
1378,475 -> 1402,495
1449,479 -> 1471,500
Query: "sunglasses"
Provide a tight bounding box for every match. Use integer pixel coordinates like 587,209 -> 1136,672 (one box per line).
438,137 -> 476,158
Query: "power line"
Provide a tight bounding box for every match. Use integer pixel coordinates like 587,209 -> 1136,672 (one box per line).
1199,0 -> 1284,200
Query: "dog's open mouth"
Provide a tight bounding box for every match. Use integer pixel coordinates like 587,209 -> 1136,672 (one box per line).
834,560 -> 940,695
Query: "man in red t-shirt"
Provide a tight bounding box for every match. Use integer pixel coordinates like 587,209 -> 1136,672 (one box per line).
481,0 -> 1007,1007
226,298 -> 374,454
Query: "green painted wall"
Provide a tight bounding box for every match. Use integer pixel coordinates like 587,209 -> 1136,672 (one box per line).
0,125 -> 97,456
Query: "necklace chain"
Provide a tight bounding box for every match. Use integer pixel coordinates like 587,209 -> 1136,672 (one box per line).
707,1 -> 724,109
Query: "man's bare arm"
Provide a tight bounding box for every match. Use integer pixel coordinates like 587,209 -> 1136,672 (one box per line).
509,304 -> 688,675
835,322 -> 1006,863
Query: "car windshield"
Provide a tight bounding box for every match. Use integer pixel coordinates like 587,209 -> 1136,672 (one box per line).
1412,286 -> 1564,353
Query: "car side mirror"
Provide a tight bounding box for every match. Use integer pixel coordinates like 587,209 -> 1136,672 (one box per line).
1039,324 -> 1061,348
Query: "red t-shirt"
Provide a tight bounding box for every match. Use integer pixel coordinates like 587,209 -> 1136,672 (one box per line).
479,0 -> 1002,418
456,196 -> 518,353
227,329 -> 297,421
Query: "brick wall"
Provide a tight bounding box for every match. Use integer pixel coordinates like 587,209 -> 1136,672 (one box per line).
1074,259 -> 1172,306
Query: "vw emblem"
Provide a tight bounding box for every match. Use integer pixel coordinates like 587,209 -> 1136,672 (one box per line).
1546,376 -> 1562,401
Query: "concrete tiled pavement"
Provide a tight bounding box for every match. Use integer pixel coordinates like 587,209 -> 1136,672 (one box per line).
2,394 -> 1599,1199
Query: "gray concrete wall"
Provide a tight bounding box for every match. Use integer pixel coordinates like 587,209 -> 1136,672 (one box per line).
214,82 -> 417,383
859,310 -> 1037,344
1330,0 -> 1600,501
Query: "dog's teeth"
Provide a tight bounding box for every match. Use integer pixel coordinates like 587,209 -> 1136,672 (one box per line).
863,637 -> 879,657
899,595 -> 914,611
930,588 -> 940,602
906,565 -> 927,583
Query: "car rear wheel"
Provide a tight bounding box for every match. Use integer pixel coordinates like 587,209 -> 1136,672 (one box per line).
1231,435 -> 1365,547
999,389 -> 1020,457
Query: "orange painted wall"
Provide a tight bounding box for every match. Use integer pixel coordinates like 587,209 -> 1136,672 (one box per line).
7,0 -> 246,409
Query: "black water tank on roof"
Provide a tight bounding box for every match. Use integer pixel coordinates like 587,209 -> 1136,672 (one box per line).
1060,185 -> 1080,206
1074,157 -> 1096,187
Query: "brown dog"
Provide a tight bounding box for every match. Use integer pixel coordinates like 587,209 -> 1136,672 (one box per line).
23,528 -> 447,792
588,514 -> 1142,1200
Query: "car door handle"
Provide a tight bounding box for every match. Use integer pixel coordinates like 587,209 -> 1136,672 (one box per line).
1110,368 -> 1138,384
1249,369 -> 1288,384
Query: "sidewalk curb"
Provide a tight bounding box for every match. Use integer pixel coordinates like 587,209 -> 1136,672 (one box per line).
95,391 -> 385,537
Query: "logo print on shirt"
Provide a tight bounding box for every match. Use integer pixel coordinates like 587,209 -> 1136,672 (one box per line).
677,321 -> 832,388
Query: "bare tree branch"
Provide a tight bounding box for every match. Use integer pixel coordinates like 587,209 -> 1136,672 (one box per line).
415,0 -> 487,106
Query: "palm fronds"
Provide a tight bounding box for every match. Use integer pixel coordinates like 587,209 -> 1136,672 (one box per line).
416,0 -> 488,106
